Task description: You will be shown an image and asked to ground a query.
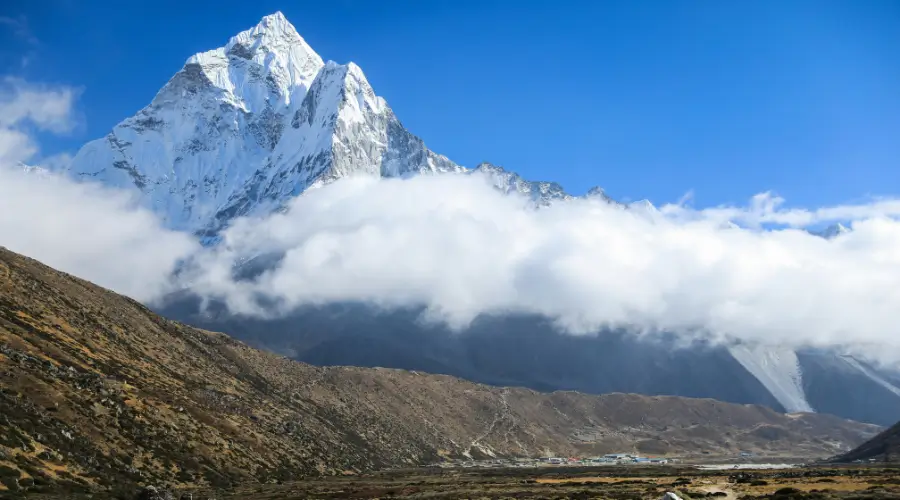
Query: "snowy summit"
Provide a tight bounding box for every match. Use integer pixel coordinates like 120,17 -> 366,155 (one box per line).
61,12 -> 628,238
63,12 -> 467,236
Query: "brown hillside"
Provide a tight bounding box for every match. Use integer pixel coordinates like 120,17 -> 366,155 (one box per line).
833,419 -> 900,463
0,247 -> 882,495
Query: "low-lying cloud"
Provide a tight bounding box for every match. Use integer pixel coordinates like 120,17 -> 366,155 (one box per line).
0,168 -> 198,301
2,79 -> 899,362
183,175 -> 900,362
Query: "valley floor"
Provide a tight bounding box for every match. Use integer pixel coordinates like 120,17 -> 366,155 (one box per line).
11,465 -> 900,500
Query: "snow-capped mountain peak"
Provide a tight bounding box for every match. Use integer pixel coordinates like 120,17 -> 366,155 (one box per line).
186,11 -> 323,112
62,12 -> 465,236
326,61 -> 388,125
62,12 -> 616,236
225,11 -> 305,53
585,186 -> 609,199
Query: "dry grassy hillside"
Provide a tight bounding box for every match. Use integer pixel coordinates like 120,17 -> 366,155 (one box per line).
0,247 -> 882,496
834,419 -> 900,463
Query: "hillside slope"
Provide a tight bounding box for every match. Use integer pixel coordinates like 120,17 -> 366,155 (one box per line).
164,298 -> 900,426
833,420 -> 900,463
0,247 -> 882,495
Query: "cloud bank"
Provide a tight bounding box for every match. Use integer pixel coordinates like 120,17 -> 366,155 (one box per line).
2,78 -> 899,361
0,168 -> 198,300
183,175 -> 900,361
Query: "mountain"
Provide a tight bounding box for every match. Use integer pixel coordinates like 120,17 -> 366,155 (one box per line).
63,13 -> 601,238
833,420 -> 900,463
471,162 -> 618,206
808,223 -> 851,240
60,12 -> 900,429
160,299 -> 900,427
726,346 -> 900,425
65,12 -> 462,237
0,247 -> 881,495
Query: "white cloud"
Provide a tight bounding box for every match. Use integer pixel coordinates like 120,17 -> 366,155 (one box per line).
177,174 -> 900,362
2,78 -> 899,363
0,168 -> 199,301
0,78 -> 78,164
0,79 -> 197,300
37,152 -> 73,171
0,127 -> 36,164
661,191 -> 900,228
0,79 -> 76,132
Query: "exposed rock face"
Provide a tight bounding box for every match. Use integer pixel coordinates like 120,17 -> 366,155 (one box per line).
0,247 -> 882,494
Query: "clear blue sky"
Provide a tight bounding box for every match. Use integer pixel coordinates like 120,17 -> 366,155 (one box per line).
2,0 -> 899,207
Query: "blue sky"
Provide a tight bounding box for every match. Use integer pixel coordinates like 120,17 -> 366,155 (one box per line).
2,0 -> 899,207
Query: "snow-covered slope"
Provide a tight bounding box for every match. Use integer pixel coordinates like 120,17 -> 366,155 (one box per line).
729,343 -> 900,422
63,12 -> 632,237
728,345 -> 814,413
64,12 -> 607,237
840,356 -> 900,399
65,12 -> 464,236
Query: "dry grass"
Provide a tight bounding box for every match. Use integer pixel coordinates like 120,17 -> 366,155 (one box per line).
177,465 -> 900,500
